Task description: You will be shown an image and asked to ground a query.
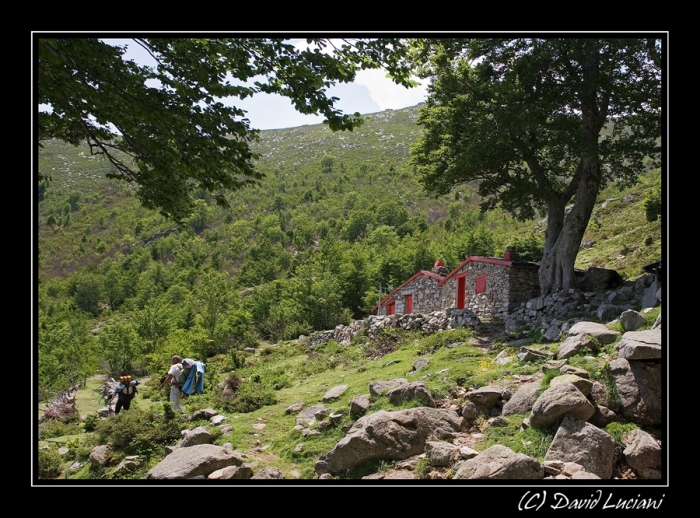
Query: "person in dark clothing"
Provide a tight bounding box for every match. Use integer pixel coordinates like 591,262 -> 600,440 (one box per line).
113,374 -> 139,414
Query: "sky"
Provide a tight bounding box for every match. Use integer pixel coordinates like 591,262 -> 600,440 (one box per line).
105,38 -> 430,131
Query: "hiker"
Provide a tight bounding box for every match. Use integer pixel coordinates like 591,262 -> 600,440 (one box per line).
159,355 -> 183,413
113,374 -> 139,414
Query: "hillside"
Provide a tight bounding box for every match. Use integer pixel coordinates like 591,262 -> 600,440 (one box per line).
35,104 -> 664,482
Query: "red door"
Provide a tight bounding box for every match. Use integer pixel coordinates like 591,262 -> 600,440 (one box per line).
405,294 -> 413,314
456,274 -> 466,309
387,301 -> 396,315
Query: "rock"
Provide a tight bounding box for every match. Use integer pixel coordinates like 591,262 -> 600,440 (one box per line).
544,416 -> 616,479
465,385 -> 503,411
549,374 -> 594,397
322,384 -> 349,401
502,382 -> 540,416
146,444 -> 245,480
517,347 -> 551,362
411,357 -> 430,372
349,394 -> 371,417
180,426 -> 216,447
252,466 -> 286,479
623,428 -> 661,472
210,415 -> 227,425
576,267 -> 623,291
295,404 -> 326,427
609,358 -> 662,426
615,328 -> 662,360
208,465 -> 254,480
559,365 -> 590,378
369,378 -> 408,396
567,321 -> 620,345
315,407 -> 460,475
387,382 -> 436,408
619,310 -> 648,331
453,445 -> 544,479
285,401 -> 305,414
530,381 -> 595,429
642,281 -> 660,309
557,334 -> 598,359
425,441 -> 460,467
89,445 -> 111,468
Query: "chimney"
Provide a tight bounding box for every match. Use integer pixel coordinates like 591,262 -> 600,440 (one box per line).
432,260 -> 448,277
504,247 -> 518,261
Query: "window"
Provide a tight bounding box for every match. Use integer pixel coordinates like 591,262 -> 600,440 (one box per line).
475,274 -> 487,294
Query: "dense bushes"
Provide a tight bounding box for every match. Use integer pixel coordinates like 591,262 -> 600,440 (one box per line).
94,407 -> 181,456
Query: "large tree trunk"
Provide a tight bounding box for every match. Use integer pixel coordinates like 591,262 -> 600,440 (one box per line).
538,40 -> 606,297
538,162 -> 601,296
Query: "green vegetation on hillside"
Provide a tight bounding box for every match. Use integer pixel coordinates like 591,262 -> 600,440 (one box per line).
36,104 -> 661,401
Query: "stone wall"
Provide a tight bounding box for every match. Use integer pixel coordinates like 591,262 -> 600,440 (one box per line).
377,272 -> 443,316
445,261 -> 539,320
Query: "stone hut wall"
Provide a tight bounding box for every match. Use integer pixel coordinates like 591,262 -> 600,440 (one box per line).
377,273 -> 443,315
457,261 -> 511,319
506,263 -> 541,311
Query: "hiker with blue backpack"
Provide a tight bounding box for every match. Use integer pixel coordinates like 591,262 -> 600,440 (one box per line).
158,355 -> 206,412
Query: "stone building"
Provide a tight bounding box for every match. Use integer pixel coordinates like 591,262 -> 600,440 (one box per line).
374,252 -> 541,320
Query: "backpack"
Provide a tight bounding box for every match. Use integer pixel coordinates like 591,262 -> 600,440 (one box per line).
177,359 -> 197,386
115,376 -> 138,399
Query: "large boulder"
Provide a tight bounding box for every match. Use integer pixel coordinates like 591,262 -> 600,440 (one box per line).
623,428 -> 661,473
314,407 -> 460,476
567,322 -> 620,345
387,382 -> 436,408
549,374 -> 594,397
609,358 -> 662,426
502,382 -> 540,416
544,416 -> 616,479
615,328 -> 662,361
146,444 -> 245,480
453,444 -> 544,479
530,381 -> 595,429
465,385 -> 503,411
180,426 -> 216,447
576,267 -> 623,291
557,334 -> 598,359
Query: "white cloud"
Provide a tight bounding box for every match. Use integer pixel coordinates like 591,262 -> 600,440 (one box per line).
353,68 -> 428,110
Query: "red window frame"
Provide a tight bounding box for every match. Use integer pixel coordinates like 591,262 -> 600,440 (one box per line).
475,274 -> 487,294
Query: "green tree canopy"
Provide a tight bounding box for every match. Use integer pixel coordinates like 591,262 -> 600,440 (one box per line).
37,37 -> 414,221
409,37 -> 663,295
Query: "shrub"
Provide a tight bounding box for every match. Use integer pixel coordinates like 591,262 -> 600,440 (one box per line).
414,456 -> 430,479
216,376 -> 277,414
94,408 -> 181,456
37,446 -> 64,479
39,417 -> 82,439
82,414 -> 98,432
